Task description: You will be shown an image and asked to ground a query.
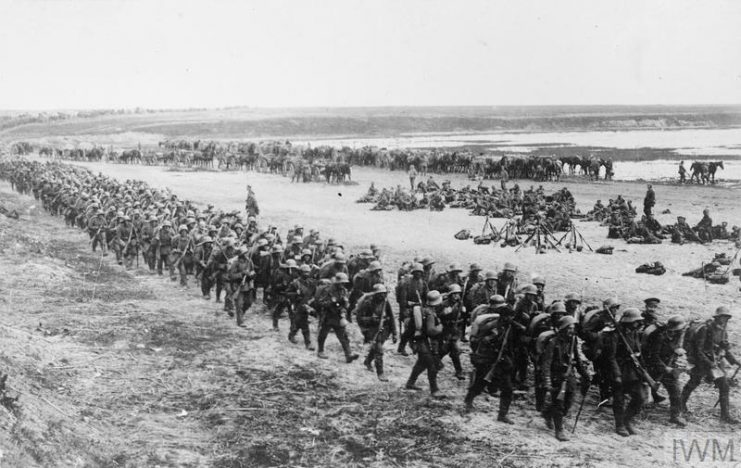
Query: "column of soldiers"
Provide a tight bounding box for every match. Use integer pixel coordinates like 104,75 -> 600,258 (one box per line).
2,158 -> 739,443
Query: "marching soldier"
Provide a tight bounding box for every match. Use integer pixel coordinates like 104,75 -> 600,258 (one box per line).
270,259 -> 298,331
497,262 -> 518,304
642,315 -> 688,427
601,308 -> 646,436
466,270 -> 498,310
405,290 -> 445,398
227,246 -> 256,326
681,306 -> 740,424
173,225 -> 194,287
155,220 -> 176,280
314,273 -> 359,363
438,284 -> 466,380
285,264 -> 316,350
463,304 -> 516,423
194,236 -> 214,299
396,262 -> 429,356
540,316 -> 591,441
355,284 -> 398,381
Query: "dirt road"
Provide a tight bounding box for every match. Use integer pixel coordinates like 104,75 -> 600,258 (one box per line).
2,160 -> 740,467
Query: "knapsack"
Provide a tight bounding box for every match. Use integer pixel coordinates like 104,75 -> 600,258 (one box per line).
683,319 -> 710,365
454,229 -> 472,240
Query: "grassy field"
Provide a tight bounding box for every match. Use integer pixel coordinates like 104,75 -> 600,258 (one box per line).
1,160 -> 740,467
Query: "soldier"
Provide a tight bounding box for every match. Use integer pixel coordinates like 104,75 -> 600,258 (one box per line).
671,216 -> 702,244
270,259 -> 298,331
497,262 -> 518,304
173,225 -> 194,287
87,210 -> 108,255
580,298 -> 620,402
681,306 -> 740,424
117,215 -> 138,269
463,304 -> 516,423
285,264 -> 316,350
462,263 -> 483,302
140,215 -> 157,271
355,284 -> 398,381
318,253 -> 349,280
314,273 -> 359,363
532,275 -> 546,312
347,249 -> 374,281
641,297 -> 661,326
194,236 -> 214,299
438,284 -> 466,380
642,315 -> 688,427
695,208 -> 714,243
396,262 -> 429,356
643,184 -> 655,217
430,264 -> 463,293
207,238 -> 236,304
420,257 -> 436,284
540,315 -> 591,441
530,301 -> 568,411
227,246 -> 256,326
678,161 -> 687,184
563,293 -> 582,318
601,308 -> 646,436
349,260 -> 384,310
405,290 -> 445,398
512,284 -> 538,388
155,220 -> 176,280
467,270 -> 498,310
408,163 -> 417,190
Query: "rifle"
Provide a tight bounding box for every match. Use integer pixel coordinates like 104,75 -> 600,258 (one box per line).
571,390 -> 587,433
174,237 -> 193,266
484,324 -> 512,383
714,365 -> 741,408
606,310 -> 660,391
557,335 -> 577,403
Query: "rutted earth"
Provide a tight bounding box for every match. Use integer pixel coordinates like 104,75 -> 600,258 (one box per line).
0,160 -> 740,467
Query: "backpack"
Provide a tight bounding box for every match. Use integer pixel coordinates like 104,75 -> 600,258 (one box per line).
683,319 -> 709,365
535,330 -> 557,356
469,313 -> 499,350
454,229 -> 472,240
473,235 -> 491,245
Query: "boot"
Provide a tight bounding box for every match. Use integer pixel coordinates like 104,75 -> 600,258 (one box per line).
405,379 -> 422,391
345,353 -> 360,363
543,413 -> 554,429
288,333 -> 298,344
364,357 -> 374,372
431,390 -> 447,400
652,389 -> 666,404
305,342 -> 315,351
497,397 -> 514,424
317,351 -> 329,359
615,425 -> 630,437
669,415 -> 687,427
554,416 -> 568,441
497,414 -> 514,425
624,420 -> 638,435
718,382 -> 737,423
377,373 -> 389,382
535,388 -> 546,412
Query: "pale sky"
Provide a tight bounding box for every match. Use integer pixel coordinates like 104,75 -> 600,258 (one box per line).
0,0 -> 739,110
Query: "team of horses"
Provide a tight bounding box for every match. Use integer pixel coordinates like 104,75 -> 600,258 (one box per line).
689,161 -> 724,184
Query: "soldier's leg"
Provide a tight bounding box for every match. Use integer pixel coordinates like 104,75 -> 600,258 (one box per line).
224,282 -> 235,314
157,253 -> 165,275
316,322 -> 330,357
514,348 -> 529,389
363,330 -> 376,369
335,324 -> 358,363
497,371 -> 514,423
271,298 -> 283,330
624,382 -> 645,434
715,377 -> 736,423
406,352 -> 427,389
178,260 -> 188,286
450,340 -> 464,379
200,271 -> 212,298
298,310 -> 313,350
215,274 -> 224,302
680,369 -> 704,413
374,339 -> 388,380
464,363 -> 488,408
611,380 -> 628,435
664,374 -> 685,426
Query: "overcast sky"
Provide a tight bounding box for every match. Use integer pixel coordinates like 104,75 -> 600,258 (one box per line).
1,0 -> 739,110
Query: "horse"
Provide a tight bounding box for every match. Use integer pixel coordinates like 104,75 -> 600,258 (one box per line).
707,161 -> 724,183
690,161 -> 708,184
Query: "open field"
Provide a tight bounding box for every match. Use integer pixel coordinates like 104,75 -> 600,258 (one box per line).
2,158 -> 739,466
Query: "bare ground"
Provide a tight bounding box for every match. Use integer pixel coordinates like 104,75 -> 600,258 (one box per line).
1,161 -> 740,467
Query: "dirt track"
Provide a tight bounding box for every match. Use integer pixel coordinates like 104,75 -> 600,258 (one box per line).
2,161 -> 741,467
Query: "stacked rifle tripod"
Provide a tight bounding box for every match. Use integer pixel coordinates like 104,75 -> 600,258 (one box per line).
476,215 -> 592,254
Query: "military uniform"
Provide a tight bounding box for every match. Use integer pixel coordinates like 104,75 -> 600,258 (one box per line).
285,271 -> 316,349
314,279 -> 358,362
355,287 -> 397,380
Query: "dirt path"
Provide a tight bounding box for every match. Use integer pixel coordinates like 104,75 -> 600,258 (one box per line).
1,161 -> 740,467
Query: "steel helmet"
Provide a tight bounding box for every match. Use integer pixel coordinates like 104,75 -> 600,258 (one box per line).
714,306 -> 731,317
447,264 -> 463,273
299,264 -> 312,273
503,262 -> 516,272
368,261 -> 382,272
334,272 -> 350,284
469,263 -> 482,272
549,301 -> 567,315
272,245 -> 284,253
284,259 -> 298,269
557,315 -> 576,331
334,253 -> 347,264
421,257 -> 435,266
179,225 -> 188,232
372,284 -> 388,294
667,315 -> 686,331
603,298 -> 620,309
162,220 -> 172,227
521,284 -> 538,295
489,294 -> 506,305
426,290 -> 443,306
532,275 -> 546,286
257,238 -> 268,247
447,284 -> 462,294
564,293 -> 581,304
411,262 -> 424,273
201,236 -> 213,244
619,308 -> 643,323
484,271 -> 498,280
301,248 -> 312,257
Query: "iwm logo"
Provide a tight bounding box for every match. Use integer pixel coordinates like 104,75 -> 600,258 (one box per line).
666,432 -> 741,466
